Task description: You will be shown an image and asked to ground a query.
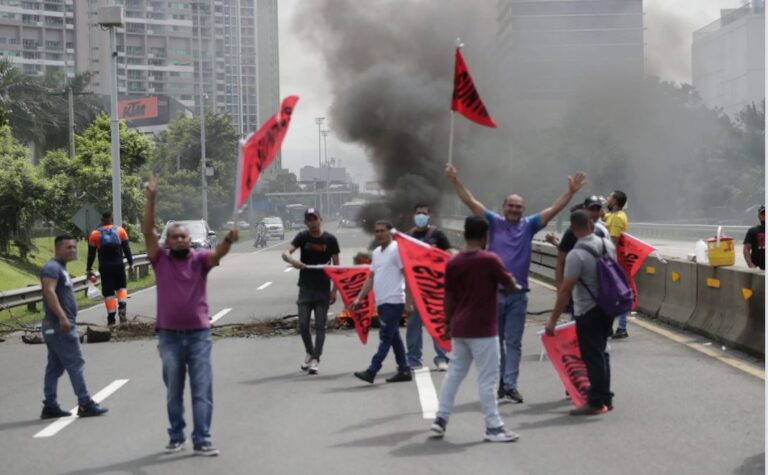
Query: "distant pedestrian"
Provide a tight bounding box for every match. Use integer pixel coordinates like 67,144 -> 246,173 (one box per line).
604,190 -> 629,338
446,163 -> 586,404
282,208 -> 340,375
86,212 -> 134,326
545,210 -> 616,415
143,172 -> 238,456
743,205 -> 765,270
40,235 -> 108,420
406,203 -> 454,371
430,216 -> 521,443
352,220 -> 412,384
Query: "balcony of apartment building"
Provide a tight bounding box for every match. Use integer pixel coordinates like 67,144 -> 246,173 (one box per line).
148,47 -> 167,59
21,14 -> 42,26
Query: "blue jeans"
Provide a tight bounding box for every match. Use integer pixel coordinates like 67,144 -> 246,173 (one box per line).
367,304 -> 409,375
498,292 -> 528,390
616,313 -> 628,331
158,329 -> 213,445
43,323 -> 92,407
406,308 -> 448,368
436,337 -> 504,429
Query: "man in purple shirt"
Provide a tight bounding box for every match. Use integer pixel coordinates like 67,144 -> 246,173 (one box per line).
446,164 -> 586,404
143,172 -> 238,457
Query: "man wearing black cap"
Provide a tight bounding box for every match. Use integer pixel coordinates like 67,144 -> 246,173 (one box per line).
743,205 -> 765,270
555,196 -> 608,291
282,208 -> 340,375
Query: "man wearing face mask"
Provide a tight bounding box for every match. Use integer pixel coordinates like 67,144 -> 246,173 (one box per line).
406,204 -> 454,371
143,172 -> 238,457
743,205 -> 765,270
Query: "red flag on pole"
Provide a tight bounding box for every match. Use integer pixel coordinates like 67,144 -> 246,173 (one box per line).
236,95 -> 299,210
394,232 -> 452,353
540,322 -> 590,408
616,233 -> 655,310
322,266 -> 375,344
451,48 -> 496,128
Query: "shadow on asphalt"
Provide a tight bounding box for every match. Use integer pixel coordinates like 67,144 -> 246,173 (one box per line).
504,398 -> 573,416
338,412 -> 419,434
390,438 -> 486,457
0,418 -> 46,432
733,452 -> 765,475
240,370 -> 352,386
331,429 -> 426,448
61,451 -> 202,475
513,411 -> 603,431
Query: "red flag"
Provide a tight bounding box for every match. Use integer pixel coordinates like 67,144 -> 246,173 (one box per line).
616,233 -> 655,310
540,322 -> 589,408
322,266 -> 374,344
394,232 -> 452,352
237,95 -> 299,210
451,48 -> 496,128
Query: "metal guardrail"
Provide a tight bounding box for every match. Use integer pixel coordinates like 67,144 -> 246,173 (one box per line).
0,255 -> 150,312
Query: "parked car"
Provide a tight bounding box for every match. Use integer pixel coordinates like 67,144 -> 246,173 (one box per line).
237,220 -> 250,230
159,220 -> 218,249
261,216 -> 285,240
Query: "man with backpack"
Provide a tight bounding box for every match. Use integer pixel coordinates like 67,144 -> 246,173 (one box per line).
545,210 -> 629,416
406,204 -> 454,371
87,212 -> 134,326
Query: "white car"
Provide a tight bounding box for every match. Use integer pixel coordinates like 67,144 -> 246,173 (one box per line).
261,217 -> 285,240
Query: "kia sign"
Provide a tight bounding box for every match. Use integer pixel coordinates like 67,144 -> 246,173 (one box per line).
118,96 -> 159,121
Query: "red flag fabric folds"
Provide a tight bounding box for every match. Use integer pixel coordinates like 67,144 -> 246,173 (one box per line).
394,232 -> 452,352
616,233 -> 655,310
451,48 -> 496,128
237,95 -> 299,210
540,322 -> 589,408
322,266 -> 374,344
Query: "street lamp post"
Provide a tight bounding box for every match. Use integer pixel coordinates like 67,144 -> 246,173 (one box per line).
196,2 -> 208,221
321,129 -> 330,215
315,117 -> 324,211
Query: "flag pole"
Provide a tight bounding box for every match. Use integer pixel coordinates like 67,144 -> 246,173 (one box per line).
233,138 -> 244,224
448,37 -> 463,165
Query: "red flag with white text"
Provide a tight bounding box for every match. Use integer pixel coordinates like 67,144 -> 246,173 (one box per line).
236,95 -> 299,210
322,266 -> 374,344
540,322 -> 589,408
616,233 -> 655,310
451,48 -> 496,128
394,232 -> 452,353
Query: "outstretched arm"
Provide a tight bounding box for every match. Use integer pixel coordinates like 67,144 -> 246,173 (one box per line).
539,172 -> 587,226
445,164 -> 486,216
209,227 -> 239,267
143,172 -> 160,261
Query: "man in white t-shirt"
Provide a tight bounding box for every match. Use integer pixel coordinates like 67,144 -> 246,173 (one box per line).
352,220 -> 412,384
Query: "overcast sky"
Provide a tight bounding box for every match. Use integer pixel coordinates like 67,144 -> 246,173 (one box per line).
276,0 -> 749,185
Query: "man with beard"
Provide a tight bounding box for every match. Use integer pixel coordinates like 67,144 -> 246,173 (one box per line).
743,205 -> 765,270
143,172 -> 238,457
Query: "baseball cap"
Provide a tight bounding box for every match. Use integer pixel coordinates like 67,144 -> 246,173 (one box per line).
759,205 -> 765,213
305,208 -> 321,219
583,195 -> 603,209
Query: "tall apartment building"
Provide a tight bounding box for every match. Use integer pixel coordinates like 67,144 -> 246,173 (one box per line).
692,2 -> 765,119
495,0 -> 645,127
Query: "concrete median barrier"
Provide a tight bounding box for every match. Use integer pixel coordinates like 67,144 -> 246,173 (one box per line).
657,259 -> 697,328
635,256 -> 666,318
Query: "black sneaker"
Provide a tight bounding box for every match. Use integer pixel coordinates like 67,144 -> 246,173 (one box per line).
193,444 -> 220,457
78,402 -> 108,417
354,370 -> 375,384
385,372 -> 412,383
164,439 -> 186,453
430,417 -> 447,437
484,426 -> 519,443
40,406 -> 72,420
107,316 -> 116,327
499,388 -> 524,404
612,329 -> 628,339
118,308 -> 127,324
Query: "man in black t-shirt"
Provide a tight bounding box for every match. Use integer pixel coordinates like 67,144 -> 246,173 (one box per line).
743,205 -> 765,270
282,208 -> 340,375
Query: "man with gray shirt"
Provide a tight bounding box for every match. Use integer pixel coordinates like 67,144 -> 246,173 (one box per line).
545,210 -> 616,416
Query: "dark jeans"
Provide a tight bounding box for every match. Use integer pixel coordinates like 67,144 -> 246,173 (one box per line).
367,303 -> 409,375
575,306 -> 614,408
297,287 -> 330,361
42,323 -> 92,407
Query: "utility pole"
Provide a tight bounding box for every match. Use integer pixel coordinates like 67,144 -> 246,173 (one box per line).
321,129 -> 330,215
197,1 -> 208,221
315,117 -> 324,212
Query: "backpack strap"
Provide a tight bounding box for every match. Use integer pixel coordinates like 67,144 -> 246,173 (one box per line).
573,239 -> 604,306
424,225 -> 436,242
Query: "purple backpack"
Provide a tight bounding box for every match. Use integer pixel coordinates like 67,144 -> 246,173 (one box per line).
575,238 -> 634,317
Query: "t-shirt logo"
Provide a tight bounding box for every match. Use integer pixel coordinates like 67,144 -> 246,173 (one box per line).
307,243 -> 327,252
758,232 -> 765,250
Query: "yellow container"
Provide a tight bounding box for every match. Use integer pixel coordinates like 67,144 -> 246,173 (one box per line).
707,234 -> 735,267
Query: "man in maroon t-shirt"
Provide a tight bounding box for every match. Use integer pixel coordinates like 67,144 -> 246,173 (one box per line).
429,216 -> 521,443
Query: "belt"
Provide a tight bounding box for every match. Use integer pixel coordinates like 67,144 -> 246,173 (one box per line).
157,328 -> 208,334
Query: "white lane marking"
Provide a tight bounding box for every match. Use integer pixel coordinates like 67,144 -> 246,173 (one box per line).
413,367 -> 439,419
210,308 -> 232,324
251,240 -> 289,254
34,379 -> 129,439
284,267 -> 294,272
257,282 -> 272,290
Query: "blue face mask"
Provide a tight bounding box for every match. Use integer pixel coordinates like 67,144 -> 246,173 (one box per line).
414,213 -> 429,228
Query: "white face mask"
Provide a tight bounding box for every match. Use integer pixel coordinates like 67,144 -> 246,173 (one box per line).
414,213 -> 429,228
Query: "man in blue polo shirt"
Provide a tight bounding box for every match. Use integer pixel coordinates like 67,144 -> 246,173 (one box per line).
446,164 -> 586,404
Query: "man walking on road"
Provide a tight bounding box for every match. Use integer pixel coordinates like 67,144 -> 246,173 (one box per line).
40,235 -> 109,419
743,205 -> 765,270
282,208 -> 340,375
605,190 -> 629,338
352,220 -> 412,384
406,204 -> 453,371
143,172 -> 238,456
545,210 -> 616,415
445,163 -> 585,404
86,212 -> 134,326
430,216 -> 521,443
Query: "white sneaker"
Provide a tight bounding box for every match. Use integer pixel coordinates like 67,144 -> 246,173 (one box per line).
435,361 -> 449,372
300,354 -> 312,371
484,426 -> 519,443
308,359 -> 319,375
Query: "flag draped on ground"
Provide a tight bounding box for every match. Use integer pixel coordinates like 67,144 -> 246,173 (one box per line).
321,266 -> 374,344
236,95 -> 299,211
393,232 -> 452,352
451,47 -> 496,128
540,322 -> 589,408
616,233 -> 655,310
